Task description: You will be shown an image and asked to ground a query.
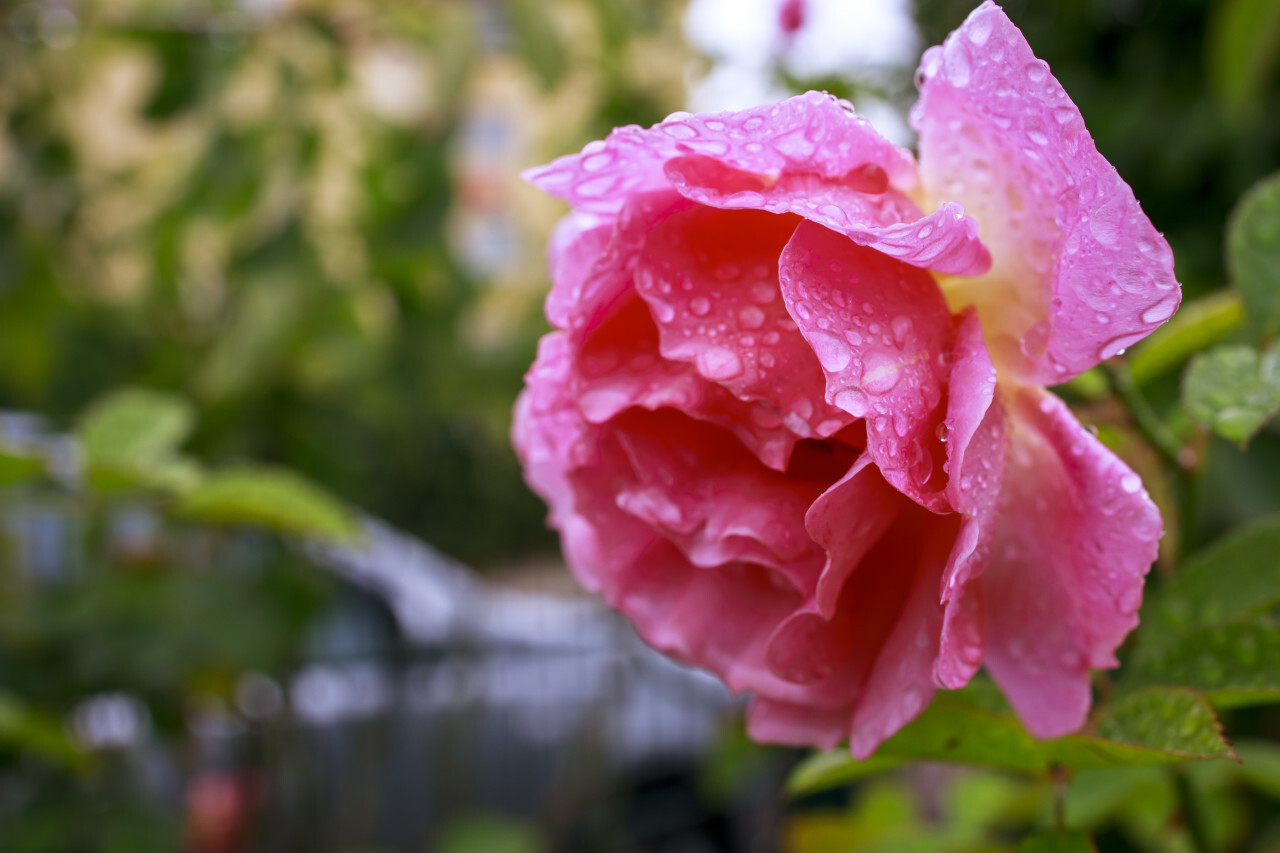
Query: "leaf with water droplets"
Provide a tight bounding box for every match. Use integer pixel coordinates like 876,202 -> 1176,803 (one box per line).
1017,830 -> 1096,853
1227,171 -> 1280,338
785,683 -> 1232,796
1089,688 -> 1235,763
1183,344 -> 1280,446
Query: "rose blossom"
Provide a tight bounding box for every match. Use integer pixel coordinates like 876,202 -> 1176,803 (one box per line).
514,1 -> 1179,758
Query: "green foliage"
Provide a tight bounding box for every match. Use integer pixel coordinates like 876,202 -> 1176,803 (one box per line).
178,465 -> 361,543
76,387 -> 201,491
1183,344 -> 1280,445
0,692 -> 87,771
1127,291 -> 1244,385
787,686 -> 1234,799
1208,0 -> 1280,117
1228,171 -> 1280,339
1017,831 -> 1095,853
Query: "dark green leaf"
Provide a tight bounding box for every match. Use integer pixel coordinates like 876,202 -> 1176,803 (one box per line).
1183,344 -> 1280,445
1125,616 -> 1280,708
1209,0 -> 1280,117
177,465 -> 360,543
1017,830 -> 1095,853
1235,739 -> 1280,798
1127,291 -> 1244,385
0,692 -> 89,770
1139,514 -> 1280,640
1227,171 -> 1280,336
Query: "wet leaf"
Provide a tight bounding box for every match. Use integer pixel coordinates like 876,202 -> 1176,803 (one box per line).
1183,344 -> 1280,446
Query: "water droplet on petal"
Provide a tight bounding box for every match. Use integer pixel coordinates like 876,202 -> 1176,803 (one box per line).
862,352 -> 902,393
1121,471 -> 1142,494
690,297 -> 711,317
738,305 -> 766,330
834,387 -> 868,417
809,331 -> 851,372
697,347 -> 743,381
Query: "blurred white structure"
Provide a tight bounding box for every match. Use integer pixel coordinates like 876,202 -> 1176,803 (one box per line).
684,0 -> 919,145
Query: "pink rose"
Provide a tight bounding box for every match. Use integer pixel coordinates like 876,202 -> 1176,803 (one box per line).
514,1 -> 1179,758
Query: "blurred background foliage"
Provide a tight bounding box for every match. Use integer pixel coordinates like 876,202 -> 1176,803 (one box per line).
1,0 -> 1280,851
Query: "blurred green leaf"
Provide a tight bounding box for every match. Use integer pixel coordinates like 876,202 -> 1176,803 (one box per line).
1236,739 -> 1280,799
177,465 -> 360,543
436,813 -> 545,853
76,388 -> 200,491
786,750 -> 905,798
1127,291 -> 1244,385
1183,344 -> 1280,445
0,445 -> 45,487
1017,830 -> 1095,853
1125,616 -> 1280,708
1208,0 -> 1280,117
77,388 -> 194,469
0,692 -> 88,771
1227,171 -> 1280,337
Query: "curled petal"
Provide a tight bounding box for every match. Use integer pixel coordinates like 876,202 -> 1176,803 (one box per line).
980,387 -> 1161,738
779,220 -> 953,509
667,156 -> 991,276
524,91 -> 918,215
636,206 -> 850,439
935,310 -> 1008,689
913,1 -> 1180,383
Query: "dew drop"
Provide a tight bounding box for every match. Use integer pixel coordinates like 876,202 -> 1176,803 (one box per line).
697,347 -> 743,381
738,305 -> 766,330
1120,471 -> 1142,494
936,422 -> 949,443
809,331 -> 851,371
862,351 -> 902,393
891,315 -> 913,346
834,387 -> 869,417
1140,295 -> 1178,325
690,296 -> 711,317
715,262 -> 741,282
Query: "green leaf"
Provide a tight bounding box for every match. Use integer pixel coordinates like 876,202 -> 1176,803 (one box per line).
1183,344 -> 1280,445
1139,514 -> 1280,640
1017,830 -> 1095,853
786,750 -> 905,798
1209,0 -> 1280,117
1227,171 -> 1280,336
1235,739 -> 1280,798
177,465 -> 361,543
77,387 -> 197,489
1089,688 -> 1236,762
0,692 -> 89,770
786,687 -> 1234,796
1127,291 -> 1244,385
0,444 -> 45,487
1125,616 -> 1280,708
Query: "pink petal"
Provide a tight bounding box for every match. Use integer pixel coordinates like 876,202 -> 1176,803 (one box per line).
849,511 -> 960,759
544,212 -> 614,330
635,205 -> 851,440
913,1 -> 1180,384
980,387 -> 1162,738
778,220 -> 953,510
935,310 -> 1008,689
527,92 -> 991,278
666,156 -> 991,276
610,407 -> 838,588
525,92 -> 919,215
